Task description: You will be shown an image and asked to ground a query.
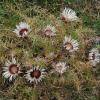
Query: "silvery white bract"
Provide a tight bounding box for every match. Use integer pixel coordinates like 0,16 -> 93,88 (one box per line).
89,48 -> 100,66
13,22 -> 31,38
2,57 -> 21,82
43,25 -> 56,37
61,8 -> 79,22
25,66 -> 46,84
63,36 -> 79,52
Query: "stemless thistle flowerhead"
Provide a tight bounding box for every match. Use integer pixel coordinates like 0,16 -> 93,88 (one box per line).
53,62 -> 68,75
95,36 -> 100,45
25,66 -> 46,84
2,57 -> 21,82
63,36 -> 79,52
43,25 -> 56,37
13,22 -> 31,38
61,8 -> 79,22
89,48 -> 100,66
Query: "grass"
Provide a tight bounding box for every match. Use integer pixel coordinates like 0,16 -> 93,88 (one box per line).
0,0 -> 100,100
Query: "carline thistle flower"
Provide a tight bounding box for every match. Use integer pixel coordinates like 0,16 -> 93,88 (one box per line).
53,62 -> 69,75
43,25 -> 56,37
2,57 -> 21,82
13,22 -> 31,38
25,66 -> 46,84
89,48 -> 100,66
61,8 -> 79,22
63,36 -> 79,52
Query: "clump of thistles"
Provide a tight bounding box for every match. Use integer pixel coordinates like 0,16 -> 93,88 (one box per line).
2,57 -> 21,82
61,8 -> 79,22
53,62 -> 69,75
42,25 -> 56,37
63,36 -> 79,52
89,48 -> 100,66
13,22 -> 31,38
25,66 -> 46,84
